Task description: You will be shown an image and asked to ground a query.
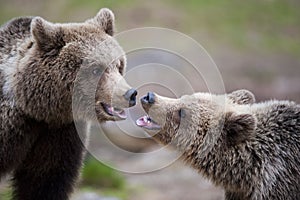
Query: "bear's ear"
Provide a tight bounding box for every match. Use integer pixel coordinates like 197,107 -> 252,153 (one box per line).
89,8 -> 115,36
227,89 -> 256,105
31,17 -> 65,52
224,112 -> 256,146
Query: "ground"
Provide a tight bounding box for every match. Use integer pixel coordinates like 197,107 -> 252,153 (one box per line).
72,146 -> 224,200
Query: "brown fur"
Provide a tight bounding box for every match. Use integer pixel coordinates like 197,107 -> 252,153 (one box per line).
139,90 -> 300,200
0,8 -> 135,200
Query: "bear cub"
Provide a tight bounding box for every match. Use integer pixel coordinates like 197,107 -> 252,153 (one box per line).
137,90 -> 300,200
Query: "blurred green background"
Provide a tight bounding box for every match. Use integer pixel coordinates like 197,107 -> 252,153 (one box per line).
0,0 -> 299,200
1,0 -> 299,101
1,0 -> 300,55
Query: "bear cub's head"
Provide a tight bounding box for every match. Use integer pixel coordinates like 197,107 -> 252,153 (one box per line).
3,8 -> 137,124
136,90 -> 257,152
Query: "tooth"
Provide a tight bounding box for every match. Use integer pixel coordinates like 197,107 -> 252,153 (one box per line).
96,101 -> 101,105
117,60 -> 121,67
146,116 -> 152,124
143,116 -> 148,123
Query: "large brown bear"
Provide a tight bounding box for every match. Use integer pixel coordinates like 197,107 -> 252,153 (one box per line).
137,90 -> 300,200
0,8 -> 137,200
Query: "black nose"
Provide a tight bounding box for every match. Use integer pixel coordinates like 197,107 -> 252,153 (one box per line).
124,88 -> 138,107
141,92 -> 155,105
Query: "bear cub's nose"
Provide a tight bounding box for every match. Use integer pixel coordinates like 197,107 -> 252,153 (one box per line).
124,88 -> 138,107
141,92 -> 155,105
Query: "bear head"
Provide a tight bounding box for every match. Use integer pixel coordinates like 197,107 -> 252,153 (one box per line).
3,8 -> 137,124
136,90 -> 257,155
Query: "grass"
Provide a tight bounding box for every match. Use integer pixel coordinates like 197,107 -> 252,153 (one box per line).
65,0 -> 135,10
0,157 -> 128,199
0,0 -> 137,23
0,188 -> 12,200
81,156 -> 125,189
0,0 -> 298,54
80,156 -> 131,199
170,0 -> 300,54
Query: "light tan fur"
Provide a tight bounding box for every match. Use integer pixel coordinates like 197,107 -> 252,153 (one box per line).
139,90 -> 300,199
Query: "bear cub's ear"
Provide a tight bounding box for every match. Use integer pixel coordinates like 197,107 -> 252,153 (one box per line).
89,8 -> 115,36
228,89 -> 256,105
224,112 -> 256,146
31,17 -> 65,52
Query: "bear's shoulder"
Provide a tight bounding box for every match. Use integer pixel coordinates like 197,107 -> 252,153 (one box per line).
253,100 -> 300,136
253,100 -> 298,113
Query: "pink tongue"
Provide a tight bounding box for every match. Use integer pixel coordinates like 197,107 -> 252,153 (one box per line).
107,107 -> 114,114
136,116 -> 148,127
108,106 -> 127,119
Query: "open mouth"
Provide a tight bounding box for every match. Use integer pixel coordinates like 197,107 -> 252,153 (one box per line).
136,115 -> 161,130
101,102 -> 127,120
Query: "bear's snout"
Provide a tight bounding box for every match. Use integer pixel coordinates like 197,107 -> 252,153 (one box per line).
140,92 -> 155,112
141,92 -> 155,104
124,88 -> 138,107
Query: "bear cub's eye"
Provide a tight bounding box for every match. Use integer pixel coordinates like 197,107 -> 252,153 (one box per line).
92,68 -> 102,76
116,59 -> 124,75
178,108 -> 186,118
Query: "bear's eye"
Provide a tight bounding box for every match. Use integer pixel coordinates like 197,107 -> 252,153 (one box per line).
92,68 -> 102,76
117,59 -> 124,75
178,108 -> 186,119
